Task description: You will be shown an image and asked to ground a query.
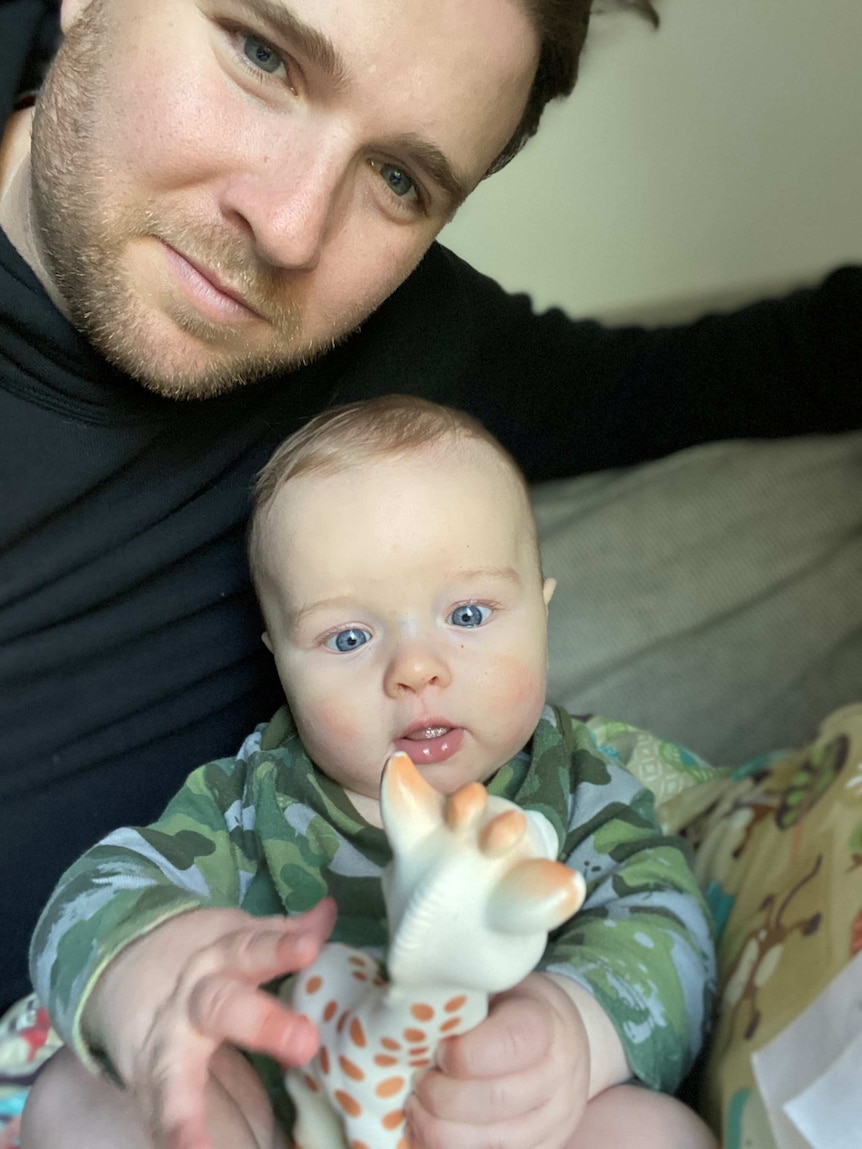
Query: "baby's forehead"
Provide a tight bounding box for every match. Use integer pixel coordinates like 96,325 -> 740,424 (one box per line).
265,440 -> 528,541
298,436 -> 523,497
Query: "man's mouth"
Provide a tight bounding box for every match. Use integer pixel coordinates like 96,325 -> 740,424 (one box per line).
160,241 -> 266,321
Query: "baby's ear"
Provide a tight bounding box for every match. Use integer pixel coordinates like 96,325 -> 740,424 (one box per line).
543,577 -> 556,608
261,632 -> 273,652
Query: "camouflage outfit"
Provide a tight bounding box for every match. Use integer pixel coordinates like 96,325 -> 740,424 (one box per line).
30,704 -> 715,1099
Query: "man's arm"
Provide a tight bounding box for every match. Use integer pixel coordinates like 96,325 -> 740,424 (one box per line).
447,252 -> 862,481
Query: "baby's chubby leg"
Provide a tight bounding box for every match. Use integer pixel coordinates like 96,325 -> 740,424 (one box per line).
20,1045 -> 289,1149
568,1082 -> 718,1149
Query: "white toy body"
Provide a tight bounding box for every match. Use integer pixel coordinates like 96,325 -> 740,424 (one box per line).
285,752 -> 585,1149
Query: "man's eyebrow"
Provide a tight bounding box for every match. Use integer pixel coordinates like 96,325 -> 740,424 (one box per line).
237,0 -> 349,89
390,134 -> 472,213
233,0 -> 470,210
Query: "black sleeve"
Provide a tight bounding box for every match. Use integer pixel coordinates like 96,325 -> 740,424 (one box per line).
433,249 -> 862,482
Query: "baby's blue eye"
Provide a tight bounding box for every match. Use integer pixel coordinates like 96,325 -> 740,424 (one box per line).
243,34 -> 283,75
326,628 -> 371,653
449,604 -> 491,628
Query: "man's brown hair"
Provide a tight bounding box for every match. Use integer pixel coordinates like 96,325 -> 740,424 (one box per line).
490,0 -> 659,175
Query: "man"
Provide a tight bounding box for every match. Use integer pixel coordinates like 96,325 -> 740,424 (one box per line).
0,0 -> 859,1015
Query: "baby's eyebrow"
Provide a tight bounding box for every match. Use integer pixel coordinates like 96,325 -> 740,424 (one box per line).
450,566 -> 521,584
288,595 -> 357,630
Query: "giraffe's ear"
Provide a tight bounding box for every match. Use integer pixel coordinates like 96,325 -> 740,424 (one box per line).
380,752 -> 444,852
487,859 -> 586,934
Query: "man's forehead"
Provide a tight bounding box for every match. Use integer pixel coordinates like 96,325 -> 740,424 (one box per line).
231,0 -> 538,185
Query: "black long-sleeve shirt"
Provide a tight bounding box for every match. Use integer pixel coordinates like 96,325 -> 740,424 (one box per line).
1,0 -> 860,1009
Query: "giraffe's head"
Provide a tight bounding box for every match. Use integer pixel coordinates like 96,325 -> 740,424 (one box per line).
379,752 -> 585,993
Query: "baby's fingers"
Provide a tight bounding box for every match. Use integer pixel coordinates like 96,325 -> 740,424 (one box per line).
189,974 -> 319,1066
209,899 -> 336,984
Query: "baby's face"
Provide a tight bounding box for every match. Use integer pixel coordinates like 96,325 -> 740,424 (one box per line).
257,439 -> 554,823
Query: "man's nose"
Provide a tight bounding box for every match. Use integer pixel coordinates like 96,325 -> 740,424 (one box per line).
218,133 -> 347,271
384,639 -> 452,698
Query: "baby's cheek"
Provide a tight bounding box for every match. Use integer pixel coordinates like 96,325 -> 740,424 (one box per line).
490,654 -> 548,731
302,696 -> 364,748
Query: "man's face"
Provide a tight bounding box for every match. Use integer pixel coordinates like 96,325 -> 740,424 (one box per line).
26,0 -> 538,398
256,441 -> 555,822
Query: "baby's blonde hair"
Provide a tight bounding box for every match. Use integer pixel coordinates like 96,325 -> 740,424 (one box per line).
248,395 -> 538,583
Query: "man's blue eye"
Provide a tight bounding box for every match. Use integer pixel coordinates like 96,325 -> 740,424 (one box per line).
378,164 -> 415,199
449,604 -> 491,628
326,628 -> 371,653
243,35 -> 283,75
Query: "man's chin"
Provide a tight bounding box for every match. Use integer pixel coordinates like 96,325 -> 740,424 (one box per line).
87,321 -> 320,400
126,357 -> 292,401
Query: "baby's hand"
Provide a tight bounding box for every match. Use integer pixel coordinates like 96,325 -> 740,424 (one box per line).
406,972 -> 591,1149
82,899 -> 336,1149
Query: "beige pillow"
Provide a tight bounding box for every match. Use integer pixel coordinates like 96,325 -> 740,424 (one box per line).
534,432 -> 862,766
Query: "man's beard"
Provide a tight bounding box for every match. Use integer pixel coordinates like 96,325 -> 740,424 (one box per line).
27,0 -> 338,399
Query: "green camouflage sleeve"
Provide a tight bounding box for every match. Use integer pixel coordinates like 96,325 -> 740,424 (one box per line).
29,728 -> 271,1072
537,719 -> 716,1093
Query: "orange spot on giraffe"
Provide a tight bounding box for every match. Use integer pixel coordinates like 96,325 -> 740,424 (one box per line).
408,1046 -> 429,1057
396,1141 -> 410,1149
337,1010 -> 349,1034
350,1142 -> 371,1149
381,1037 -> 402,1051
374,1054 -> 398,1068
319,1047 -> 330,1075
350,1016 -> 368,1048
375,1075 -> 406,1098
339,1056 -> 365,1082
302,1073 -> 319,1092
403,1027 -> 425,1043
409,1057 -> 432,1068
410,1003 -> 435,1022
382,1109 -> 405,1131
351,972 -> 370,982
304,975 -> 323,994
323,1000 -> 338,1022
348,955 -> 367,967
334,1090 -> 362,1118
444,995 -> 466,1012
440,1016 -> 462,1033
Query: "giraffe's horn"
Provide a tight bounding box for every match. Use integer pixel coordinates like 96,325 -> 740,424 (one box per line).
380,752 -> 444,850
487,859 -> 586,934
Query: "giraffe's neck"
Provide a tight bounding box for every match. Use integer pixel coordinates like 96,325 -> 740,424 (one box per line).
372,980 -> 489,1048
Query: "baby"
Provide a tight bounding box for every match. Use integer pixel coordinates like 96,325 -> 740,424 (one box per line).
23,396 -> 717,1149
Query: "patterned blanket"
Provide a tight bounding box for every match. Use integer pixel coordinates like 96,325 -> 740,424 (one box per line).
0,993 -> 61,1147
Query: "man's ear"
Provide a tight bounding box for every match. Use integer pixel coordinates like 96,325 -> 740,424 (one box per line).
60,0 -> 93,33
542,577 -> 556,610
261,632 -> 273,652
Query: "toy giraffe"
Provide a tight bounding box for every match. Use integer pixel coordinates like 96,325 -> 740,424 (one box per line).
285,751 -> 586,1149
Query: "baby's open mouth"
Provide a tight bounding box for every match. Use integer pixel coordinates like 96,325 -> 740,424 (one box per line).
395,724 -> 464,765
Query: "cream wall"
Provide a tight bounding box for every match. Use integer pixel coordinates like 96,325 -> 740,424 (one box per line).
440,0 -> 862,321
